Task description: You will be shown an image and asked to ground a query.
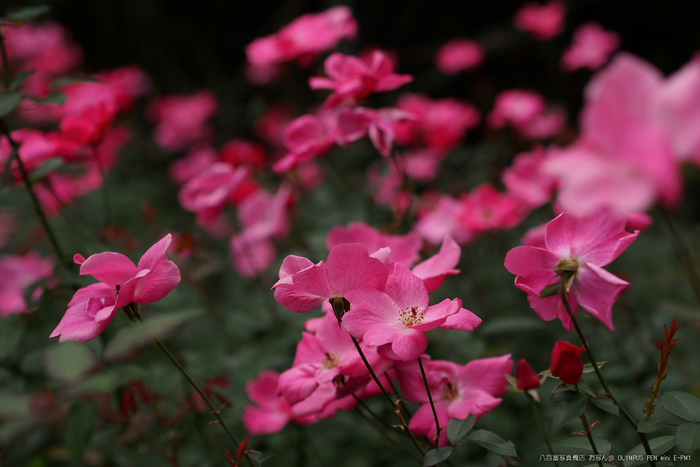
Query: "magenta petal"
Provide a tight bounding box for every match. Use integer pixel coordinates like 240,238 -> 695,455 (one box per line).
133,260 -> 181,303
246,370 -> 284,407
343,288 -> 401,339
575,264 -> 628,331
409,401 -> 451,444
138,234 -> 173,270
50,303 -> 113,343
505,246 -> 559,293
412,235 -> 461,293
570,207 -> 637,265
243,405 -> 291,435
326,244 -> 389,297
278,365 -> 319,405
457,354 -> 513,397
94,272 -> 144,323
411,298 -> 458,332
448,390 -> 502,420
292,332 -> 327,367
80,252 -> 137,285
383,263 -> 429,311
273,262 -> 330,312
278,255 -> 315,279
390,329 -> 428,361
440,305 -> 482,332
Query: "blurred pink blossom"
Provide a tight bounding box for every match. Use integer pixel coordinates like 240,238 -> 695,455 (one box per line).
544,53 -> 700,214
230,184 -> 292,278
179,163 -> 250,229
147,91 -> 218,153
309,50 -> 413,108
487,89 -> 546,131
246,6 -> 358,66
502,147 -> 558,208
435,39 -> 485,74
459,184 -> 527,234
0,252 -> 54,316
395,94 -> 480,151
562,22 -> 620,72
273,113 -> 336,173
514,1 -> 566,41
3,21 -> 82,75
169,147 -> 219,184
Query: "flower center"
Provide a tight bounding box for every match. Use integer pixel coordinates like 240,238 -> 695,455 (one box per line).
442,381 -> 459,401
400,306 -> 424,326
322,352 -> 341,369
554,258 -> 579,292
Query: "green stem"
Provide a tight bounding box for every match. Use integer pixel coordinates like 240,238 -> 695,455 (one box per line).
418,358 -> 441,447
559,284 -> 656,467
580,414 -> 603,467
352,395 -> 421,463
526,393 -> 559,467
129,305 -> 252,466
350,336 -> 426,457
0,120 -> 68,264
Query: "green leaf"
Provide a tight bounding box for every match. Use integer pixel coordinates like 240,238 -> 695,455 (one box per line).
581,362 -> 607,374
550,381 -> 573,393
10,70 -> 34,92
660,391 -> 700,423
43,343 -> 97,383
637,418 -> 668,433
422,447 -> 453,466
577,379 -> 597,398
30,158 -> 64,183
551,393 -> 587,434
675,422 -> 700,454
551,436 -> 612,455
51,76 -> 99,91
103,308 -> 205,360
465,429 -> 517,457
590,396 -> 619,416
65,402 -> 96,460
623,436 -> 675,467
70,364 -> 148,395
5,5 -> 50,22
28,92 -> 68,106
447,414 -> 476,445
0,92 -> 21,118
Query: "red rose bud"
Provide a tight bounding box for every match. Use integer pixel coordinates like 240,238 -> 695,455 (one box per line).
550,341 -> 585,384
517,358 -> 541,390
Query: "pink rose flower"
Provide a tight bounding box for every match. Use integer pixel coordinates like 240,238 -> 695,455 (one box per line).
50,234 -> 181,342
400,355 -> 513,446
504,207 -> 638,331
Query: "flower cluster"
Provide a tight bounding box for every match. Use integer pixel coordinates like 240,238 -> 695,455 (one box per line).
244,222 -> 512,442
